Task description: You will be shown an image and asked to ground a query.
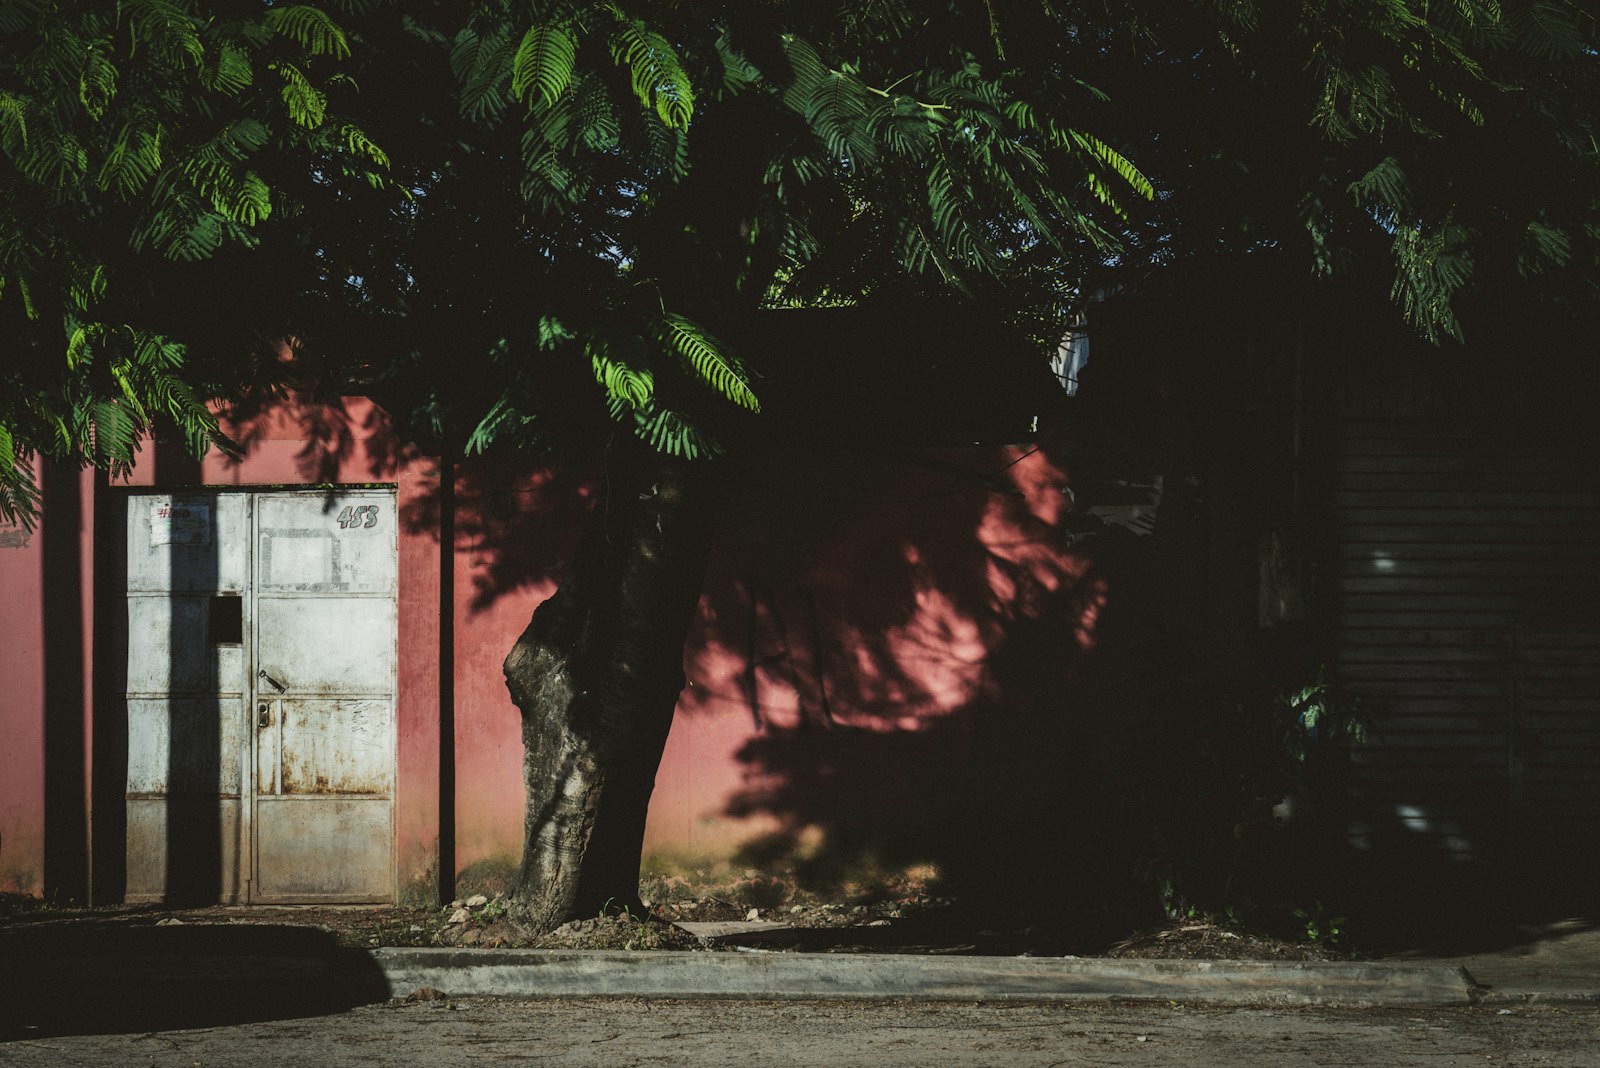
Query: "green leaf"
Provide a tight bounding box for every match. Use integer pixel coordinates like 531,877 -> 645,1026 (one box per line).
1390,222 -> 1473,343
79,47 -> 117,120
123,0 -> 204,66
0,90 -> 28,150
452,21 -> 515,123
90,399 -> 137,465
272,62 -> 329,127
338,124 -> 389,170
511,23 -> 577,110
1067,130 -> 1154,201
593,353 -> 655,409
658,314 -> 759,412
607,12 -> 695,129
464,395 -> 535,455
714,31 -> 760,99
587,329 -> 655,409
628,399 -> 716,459
1347,156 -> 1410,214
264,6 -> 352,60
26,130 -> 89,187
96,123 -> 163,198
0,422 -> 42,531
201,43 -> 254,95
537,314 -> 575,349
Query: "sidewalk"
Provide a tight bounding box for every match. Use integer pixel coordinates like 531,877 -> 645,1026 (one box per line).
1394,919 -> 1600,1006
367,918 -> 1598,1007
3,913 -> 1594,1041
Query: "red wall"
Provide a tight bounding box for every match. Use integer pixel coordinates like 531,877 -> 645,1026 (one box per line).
0,461 -> 47,896
0,460 -> 96,900
1,395 -> 1097,902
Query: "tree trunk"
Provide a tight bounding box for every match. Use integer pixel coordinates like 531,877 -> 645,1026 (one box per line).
501,438 -> 717,931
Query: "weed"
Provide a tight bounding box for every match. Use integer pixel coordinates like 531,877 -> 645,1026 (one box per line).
1293,901 -> 1347,945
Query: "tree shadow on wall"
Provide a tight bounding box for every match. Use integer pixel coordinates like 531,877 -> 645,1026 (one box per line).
692,430 -> 1566,953
221,389 -> 411,491
682,438 -> 1213,944
399,455 -> 593,614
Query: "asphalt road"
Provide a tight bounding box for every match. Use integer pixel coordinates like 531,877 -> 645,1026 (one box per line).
2,998 -> 1596,1067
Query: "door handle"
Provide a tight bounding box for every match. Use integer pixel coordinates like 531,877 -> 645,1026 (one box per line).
258,669 -> 287,693
258,703 -> 272,729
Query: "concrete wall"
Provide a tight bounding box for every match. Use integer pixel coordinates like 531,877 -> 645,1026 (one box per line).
0,395 -> 1096,903
438,435 -> 1092,892
0,461 -> 96,901
0,461 -> 47,896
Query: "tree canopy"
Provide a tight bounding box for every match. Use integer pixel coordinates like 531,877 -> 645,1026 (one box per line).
2,0 -> 1596,514
0,0 -> 389,522
1089,1 -> 1600,341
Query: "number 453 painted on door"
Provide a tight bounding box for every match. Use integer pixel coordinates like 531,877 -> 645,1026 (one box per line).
336,504 -> 380,530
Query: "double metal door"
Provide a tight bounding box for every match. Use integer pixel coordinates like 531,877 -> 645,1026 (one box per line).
124,489 -> 397,903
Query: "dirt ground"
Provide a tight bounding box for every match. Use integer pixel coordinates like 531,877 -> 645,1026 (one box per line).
0,885 -> 1344,960
2,998 -> 1595,1068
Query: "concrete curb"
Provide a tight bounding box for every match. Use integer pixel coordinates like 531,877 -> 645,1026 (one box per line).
1469,986 -> 1600,1007
370,949 -> 1482,1007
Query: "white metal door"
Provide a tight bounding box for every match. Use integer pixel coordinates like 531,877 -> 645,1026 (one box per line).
124,493 -> 251,903
249,490 -> 398,902
124,488 -> 397,904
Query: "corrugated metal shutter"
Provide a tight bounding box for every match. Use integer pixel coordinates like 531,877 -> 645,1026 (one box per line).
1333,416 -> 1600,863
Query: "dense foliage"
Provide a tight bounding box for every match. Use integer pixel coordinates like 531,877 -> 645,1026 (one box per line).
0,0 -> 388,523
1090,1 -> 1600,341
4,2 -> 1595,523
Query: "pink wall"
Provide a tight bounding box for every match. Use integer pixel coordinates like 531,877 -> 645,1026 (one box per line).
439,440 -> 1095,889
650,442 -> 1091,875
0,460 -> 98,900
0,462 -> 46,895
448,465 -> 585,886
2,394 -> 1099,902
0,460 -> 99,900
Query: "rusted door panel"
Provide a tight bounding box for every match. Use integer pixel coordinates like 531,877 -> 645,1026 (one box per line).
125,798 -> 242,901
255,698 -> 280,796
124,488 -> 398,906
125,596 -> 245,695
257,496 -> 394,594
125,494 -> 249,592
252,798 -> 394,901
127,697 -> 244,795
277,699 -> 393,795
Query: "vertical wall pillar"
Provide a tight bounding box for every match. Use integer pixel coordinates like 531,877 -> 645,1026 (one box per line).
41,463 -> 90,903
437,453 -> 456,905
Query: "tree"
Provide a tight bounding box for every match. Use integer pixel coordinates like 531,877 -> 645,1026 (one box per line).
330,0 -> 1600,929
4,0 -> 1596,928
333,0 -> 1157,929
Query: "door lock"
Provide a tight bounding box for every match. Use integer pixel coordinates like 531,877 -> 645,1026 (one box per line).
258,704 -> 272,729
